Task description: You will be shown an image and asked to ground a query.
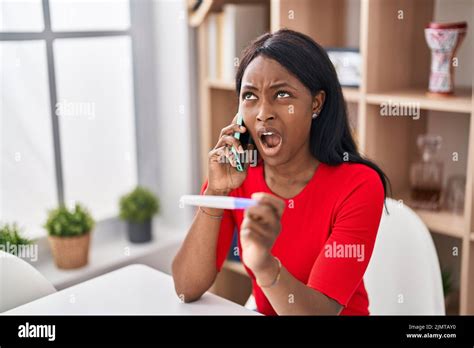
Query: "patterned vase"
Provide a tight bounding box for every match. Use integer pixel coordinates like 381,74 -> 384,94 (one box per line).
424,22 -> 467,95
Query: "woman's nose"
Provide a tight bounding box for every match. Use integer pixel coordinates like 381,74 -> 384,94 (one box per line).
256,104 -> 276,123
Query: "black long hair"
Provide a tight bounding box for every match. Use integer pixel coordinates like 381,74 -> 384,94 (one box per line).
235,28 -> 391,199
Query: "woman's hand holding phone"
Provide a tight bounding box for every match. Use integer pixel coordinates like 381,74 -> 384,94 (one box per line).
207,114 -> 250,196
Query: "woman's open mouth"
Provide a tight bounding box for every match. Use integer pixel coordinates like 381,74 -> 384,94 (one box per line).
257,127 -> 283,157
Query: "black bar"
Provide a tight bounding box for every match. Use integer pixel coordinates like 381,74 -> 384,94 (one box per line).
0,315 -> 473,346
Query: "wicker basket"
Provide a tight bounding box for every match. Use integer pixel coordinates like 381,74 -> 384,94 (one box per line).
48,233 -> 91,269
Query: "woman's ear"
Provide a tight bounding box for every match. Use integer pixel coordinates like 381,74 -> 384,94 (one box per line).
312,90 -> 326,114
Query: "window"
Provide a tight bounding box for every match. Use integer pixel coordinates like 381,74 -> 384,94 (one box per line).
0,0 -> 138,238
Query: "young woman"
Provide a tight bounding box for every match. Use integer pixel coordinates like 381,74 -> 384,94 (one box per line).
172,29 -> 389,315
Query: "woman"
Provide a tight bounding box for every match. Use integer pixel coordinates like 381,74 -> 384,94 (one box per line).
172,29 -> 389,315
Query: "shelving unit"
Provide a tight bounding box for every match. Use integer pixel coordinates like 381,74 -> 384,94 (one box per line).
342,87 -> 360,103
366,88 -> 472,114
192,0 -> 474,314
206,78 -> 235,91
398,191 -> 465,238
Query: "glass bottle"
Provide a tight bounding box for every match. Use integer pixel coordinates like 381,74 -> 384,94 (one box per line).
410,134 -> 443,210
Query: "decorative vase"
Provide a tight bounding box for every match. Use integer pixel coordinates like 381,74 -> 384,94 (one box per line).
424,22 -> 468,96
48,233 -> 91,269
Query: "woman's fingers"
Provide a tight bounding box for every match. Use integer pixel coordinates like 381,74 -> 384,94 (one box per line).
219,122 -> 246,138
241,202 -> 282,244
209,145 -> 238,167
245,204 -> 277,227
211,114 -> 248,168
224,147 -> 238,167
215,135 -> 244,154
251,192 -> 286,219
208,146 -> 224,161
241,217 -> 268,237
240,224 -> 270,246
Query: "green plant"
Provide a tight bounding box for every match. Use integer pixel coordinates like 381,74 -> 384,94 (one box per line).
119,186 -> 159,223
44,203 -> 95,237
0,223 -> 32,247
442,268 -> 453,297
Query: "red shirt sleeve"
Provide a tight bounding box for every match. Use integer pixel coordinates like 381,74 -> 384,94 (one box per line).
199,180 -> 235,272
306,168 -> 384,307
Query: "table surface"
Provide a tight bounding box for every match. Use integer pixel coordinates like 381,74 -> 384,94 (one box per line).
4,264 -> 259,315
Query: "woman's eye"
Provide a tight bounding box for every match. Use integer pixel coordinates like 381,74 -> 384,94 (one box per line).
243,92 -> 257,100
276,91 -> 291,98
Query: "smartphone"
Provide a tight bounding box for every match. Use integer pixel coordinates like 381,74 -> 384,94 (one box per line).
231,113 -> 253,172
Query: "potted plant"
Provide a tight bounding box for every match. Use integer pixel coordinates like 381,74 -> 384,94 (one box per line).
0,223 -> 32,257
44,203 -> 94,269
119,186 -> 159,243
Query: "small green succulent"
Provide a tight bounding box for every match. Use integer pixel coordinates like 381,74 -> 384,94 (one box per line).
44,203 -> 95,237
0,223 -> 32,247
119,186 -> 159,223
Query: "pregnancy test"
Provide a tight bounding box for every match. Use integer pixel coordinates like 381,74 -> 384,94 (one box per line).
179,195 -> 257,210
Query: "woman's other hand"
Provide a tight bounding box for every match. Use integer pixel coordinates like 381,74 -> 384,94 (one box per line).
240,192 -> 286,280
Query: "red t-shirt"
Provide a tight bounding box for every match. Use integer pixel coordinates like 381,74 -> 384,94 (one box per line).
200,160 -> 384,315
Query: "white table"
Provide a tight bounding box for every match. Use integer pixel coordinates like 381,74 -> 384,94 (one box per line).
4,264 -> 259,315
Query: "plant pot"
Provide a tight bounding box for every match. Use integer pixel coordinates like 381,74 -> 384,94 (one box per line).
48,233 -> 91,269
127,220 -> 152,243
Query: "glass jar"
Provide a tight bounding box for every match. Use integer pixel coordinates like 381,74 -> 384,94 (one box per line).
444,175 -> 466,215
410,134 -> 443,210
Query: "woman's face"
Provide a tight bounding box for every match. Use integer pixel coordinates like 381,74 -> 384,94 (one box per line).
239,55 -> 324,167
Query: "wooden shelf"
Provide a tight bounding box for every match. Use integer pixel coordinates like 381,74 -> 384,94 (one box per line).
397,191 -> 465,239
188,0 -> 215,27
207,79 -> 235,91
342,87 -> 360,103
188,0 -> 269,27
415,209 -> 465,239
197,0 -> 474,314
366,88 -> 472,114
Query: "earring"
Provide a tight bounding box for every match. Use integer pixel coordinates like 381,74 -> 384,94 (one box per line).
312,111 -> 319,119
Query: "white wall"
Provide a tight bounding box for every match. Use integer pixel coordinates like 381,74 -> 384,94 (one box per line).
152,0 -> 196,230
